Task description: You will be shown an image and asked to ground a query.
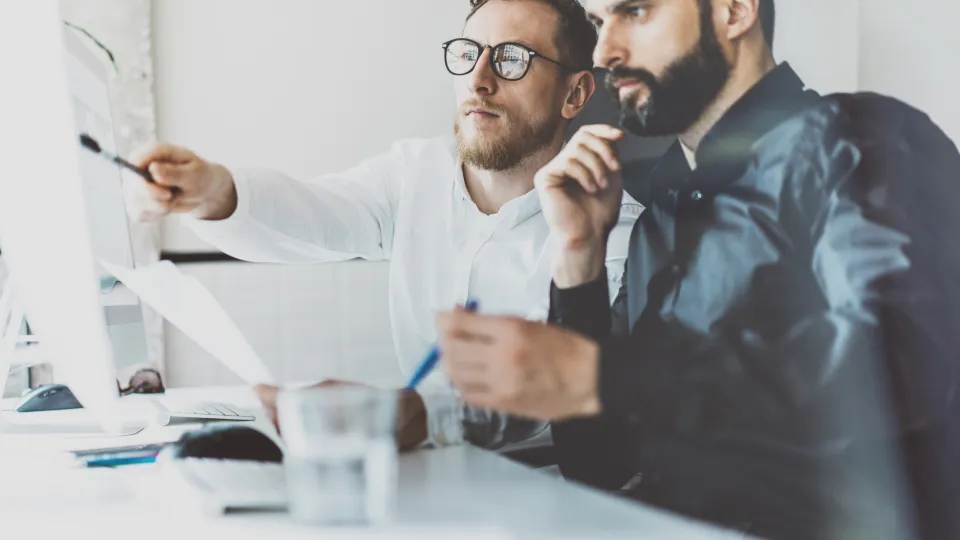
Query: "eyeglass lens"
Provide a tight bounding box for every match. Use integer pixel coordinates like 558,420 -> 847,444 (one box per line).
445,39 -> 531,80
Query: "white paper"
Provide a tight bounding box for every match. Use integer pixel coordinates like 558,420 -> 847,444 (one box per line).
100,260 -> 275,385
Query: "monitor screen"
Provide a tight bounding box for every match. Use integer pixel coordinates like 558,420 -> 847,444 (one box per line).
63,26 -> 149,374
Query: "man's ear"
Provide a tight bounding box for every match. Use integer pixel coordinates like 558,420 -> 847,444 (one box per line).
724,0 -> 762,42
562,71 -> 596,120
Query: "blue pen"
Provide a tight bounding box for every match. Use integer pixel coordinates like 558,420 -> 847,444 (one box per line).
406,300 -> 478,390
84,454 -> 158,468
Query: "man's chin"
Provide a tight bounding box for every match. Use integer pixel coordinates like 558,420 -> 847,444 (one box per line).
619,86 -> 651,111
460,135 -> 509,155
619,108 -> 659,137
460,120 -> 505,139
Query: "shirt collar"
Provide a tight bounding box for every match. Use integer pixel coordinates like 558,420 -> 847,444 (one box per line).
643,63 -> 820,193
454,160 -> 542,226
680,141 -> 697,170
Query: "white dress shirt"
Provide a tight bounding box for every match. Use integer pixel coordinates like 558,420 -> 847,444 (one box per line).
186,136 -> 643,448
680,140 -> 698,170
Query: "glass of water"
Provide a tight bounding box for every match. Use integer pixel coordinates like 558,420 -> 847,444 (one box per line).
277,385 -> 399,526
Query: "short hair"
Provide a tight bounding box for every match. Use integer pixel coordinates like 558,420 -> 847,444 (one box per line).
759,0 -> 775,47
466,0 -> 598,71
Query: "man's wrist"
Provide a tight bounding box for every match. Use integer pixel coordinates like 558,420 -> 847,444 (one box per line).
193,164 -> 238,221
553,239 -> 607,289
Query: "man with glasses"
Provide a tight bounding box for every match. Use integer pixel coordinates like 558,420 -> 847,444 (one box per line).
126,0 -> 641,452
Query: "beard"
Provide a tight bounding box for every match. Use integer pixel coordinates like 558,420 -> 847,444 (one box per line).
454,100 -> 559,171
605,3 -> 732,137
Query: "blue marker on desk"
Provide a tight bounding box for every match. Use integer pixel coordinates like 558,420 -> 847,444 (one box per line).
77,446 -> 163,468
85,454 -> 158,468
405,300 -> 478,390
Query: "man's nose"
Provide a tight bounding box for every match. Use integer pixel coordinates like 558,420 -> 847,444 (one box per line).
467,47 -> 498,96
594,25 -> 628,70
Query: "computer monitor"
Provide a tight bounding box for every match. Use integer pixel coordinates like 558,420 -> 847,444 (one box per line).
62,26 -> 150,378
0,5 -> 141,434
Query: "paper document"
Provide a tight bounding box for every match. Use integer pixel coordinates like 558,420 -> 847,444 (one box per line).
100,260 -> 275,385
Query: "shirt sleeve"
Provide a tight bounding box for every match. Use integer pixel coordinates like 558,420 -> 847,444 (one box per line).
548,275 -> 633,489
184,142 -> 407,263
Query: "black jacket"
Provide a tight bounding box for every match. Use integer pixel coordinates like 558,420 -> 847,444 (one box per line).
549,64 -> 960,539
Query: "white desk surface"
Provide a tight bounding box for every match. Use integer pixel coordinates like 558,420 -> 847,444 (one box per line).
0,386 -> 749,540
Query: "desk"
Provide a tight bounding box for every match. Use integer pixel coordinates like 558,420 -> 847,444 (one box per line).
0,386 -> 749,539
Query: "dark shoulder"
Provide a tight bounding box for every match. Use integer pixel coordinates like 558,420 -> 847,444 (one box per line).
754,92 -> 958,192
823,93 -> 954,152
762,92 -> 953,157
757,92 -> 960,236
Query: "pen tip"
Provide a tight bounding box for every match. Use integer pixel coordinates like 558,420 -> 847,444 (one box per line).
79,133 -> 101,153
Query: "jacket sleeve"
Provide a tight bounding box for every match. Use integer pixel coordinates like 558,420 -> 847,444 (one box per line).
583,119 -> 960,447
184,142 -> 406,263
547,256 -> 635,489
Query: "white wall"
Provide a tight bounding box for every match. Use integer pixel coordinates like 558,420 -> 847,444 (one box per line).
859,0 -> 960,142
154,0 -> 468,252
152,0 -> 468,386
774,0 -> 960,142
774,0 -> 860,94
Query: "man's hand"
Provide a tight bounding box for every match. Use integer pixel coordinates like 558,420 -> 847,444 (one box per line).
253,382 -> 428,452
534,125 -> 625,288
124,143 -> 237,222
436,308 -> 602,421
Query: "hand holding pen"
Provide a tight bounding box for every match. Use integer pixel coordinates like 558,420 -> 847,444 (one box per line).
79,134 -> 237,223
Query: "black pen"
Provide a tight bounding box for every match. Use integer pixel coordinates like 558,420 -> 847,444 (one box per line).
78,133 -> 155,183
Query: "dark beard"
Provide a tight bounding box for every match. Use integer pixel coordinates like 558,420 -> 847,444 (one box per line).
605,2 -> 731,137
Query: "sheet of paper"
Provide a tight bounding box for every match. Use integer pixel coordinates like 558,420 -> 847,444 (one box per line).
100,260 -> 275,385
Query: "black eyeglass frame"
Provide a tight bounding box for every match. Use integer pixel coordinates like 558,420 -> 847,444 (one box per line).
441,38 -> 579,81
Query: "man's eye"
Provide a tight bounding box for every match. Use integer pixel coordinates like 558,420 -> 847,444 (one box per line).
628,7 -> 649,18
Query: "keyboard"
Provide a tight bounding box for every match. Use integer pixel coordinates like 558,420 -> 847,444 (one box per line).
151,399 -> 256,426
165,458 -> 287,514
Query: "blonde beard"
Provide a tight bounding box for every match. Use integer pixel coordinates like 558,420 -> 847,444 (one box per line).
454,114 -> 558,172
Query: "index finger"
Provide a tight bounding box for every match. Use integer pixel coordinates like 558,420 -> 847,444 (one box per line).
578,124 -> 624,142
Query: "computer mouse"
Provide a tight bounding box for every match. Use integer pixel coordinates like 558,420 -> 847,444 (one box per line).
161,424 -> 284,463
16,384 -> 83,412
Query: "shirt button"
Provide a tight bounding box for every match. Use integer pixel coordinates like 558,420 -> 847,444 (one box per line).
670,265 -> 681,276
691,190 -> 703,201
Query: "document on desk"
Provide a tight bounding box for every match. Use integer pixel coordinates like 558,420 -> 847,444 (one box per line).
100,260 -> 275,385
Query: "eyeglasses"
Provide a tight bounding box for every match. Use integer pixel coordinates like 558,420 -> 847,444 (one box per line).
441,38 -> 576,81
